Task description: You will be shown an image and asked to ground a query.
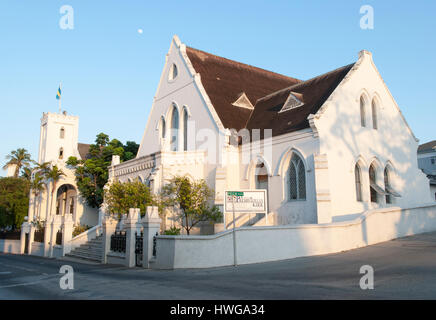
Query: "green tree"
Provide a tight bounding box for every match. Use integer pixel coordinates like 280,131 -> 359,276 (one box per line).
105,179 -> 152,217
0,177 -> 30,230
44,165 -> 65,216
67,133 -> 139,208
30,173 -> 45,220
157,176 -> 222,235
3,148 -> 33,178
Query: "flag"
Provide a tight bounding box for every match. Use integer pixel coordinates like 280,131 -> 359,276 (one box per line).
56,86 -> 61,100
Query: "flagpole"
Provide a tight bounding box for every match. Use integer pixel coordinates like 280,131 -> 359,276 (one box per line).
59,82 -> 62,114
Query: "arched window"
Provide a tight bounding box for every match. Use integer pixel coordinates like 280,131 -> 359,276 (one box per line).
60,127 -> 65,139
372,99 -> 378,130
160,116 -> 166,139
183,108 -> 188,151
169,63 -> 178,81
384,167 -> 392,204
360,95 -> 366,127
170,105 -> 179,151
59,147 -> 64,159
289,154 -> 306,200
369,164 -> 377,203
355,163 -> 363,202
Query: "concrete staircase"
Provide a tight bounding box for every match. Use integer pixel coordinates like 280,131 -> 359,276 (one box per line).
65,234 -> 103,263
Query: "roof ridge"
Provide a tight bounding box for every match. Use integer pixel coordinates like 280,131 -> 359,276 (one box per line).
256,63 -> 355,103
186,46 -> 302,83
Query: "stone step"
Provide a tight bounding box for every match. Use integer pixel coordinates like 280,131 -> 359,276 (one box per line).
65,252 -> 101,262
67,249 -> 102,258
73,248 -> 102,256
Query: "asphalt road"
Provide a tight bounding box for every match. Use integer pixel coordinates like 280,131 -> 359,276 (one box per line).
1,231 -> 436,299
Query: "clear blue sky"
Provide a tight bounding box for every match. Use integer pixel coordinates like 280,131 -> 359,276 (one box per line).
1,0 -> 435,176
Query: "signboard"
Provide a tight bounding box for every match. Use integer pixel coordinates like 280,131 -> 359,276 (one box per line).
224,190 -> 267,214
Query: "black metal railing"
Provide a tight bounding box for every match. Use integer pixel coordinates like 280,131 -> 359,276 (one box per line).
55,229 -> 63,245
110,231 -> 126,253
135,231 -> 143,267
0,230 -> 21,240
34,228 -> 45,242
152,232 -> 158,257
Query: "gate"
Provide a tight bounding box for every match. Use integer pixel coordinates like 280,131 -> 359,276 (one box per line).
135,231 -> 143,267
24,233 -> 29,254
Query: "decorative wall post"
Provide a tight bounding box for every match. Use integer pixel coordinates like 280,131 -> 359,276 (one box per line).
141,206 -> 161,269
62,214 -> 74,256
102,214 -> 118,264
20,221 -> 30,254
49,215 -> 62,257
28,223 -> 35,255
125,208 -> 141,267
43,217 -> 52,257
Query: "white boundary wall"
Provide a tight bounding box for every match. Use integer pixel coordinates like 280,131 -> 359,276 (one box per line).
0,239 -> 21,254
153,203 -> 436,269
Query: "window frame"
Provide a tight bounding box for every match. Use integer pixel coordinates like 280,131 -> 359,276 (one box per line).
288,154 -> 306,201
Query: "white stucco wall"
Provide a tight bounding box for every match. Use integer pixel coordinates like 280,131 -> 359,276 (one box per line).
153,203 -> 436,269
0,239 -> 21,254
313,51 -> 432,219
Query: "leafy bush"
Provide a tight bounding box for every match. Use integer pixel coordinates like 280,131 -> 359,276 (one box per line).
105,180 -> 152,217
163,226 -> 181,235
72,224 -> 91,237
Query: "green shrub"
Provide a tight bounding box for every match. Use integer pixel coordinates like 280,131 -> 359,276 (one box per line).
163,226 -> 181,235
72,224 -> 91,237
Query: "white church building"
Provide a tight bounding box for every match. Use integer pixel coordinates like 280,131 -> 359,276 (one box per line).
108,35 -> 432,228
13,35 -> 435,267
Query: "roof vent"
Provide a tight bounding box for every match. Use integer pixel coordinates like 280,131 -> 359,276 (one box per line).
231,92 -> 254,110
279,92 -> 304,113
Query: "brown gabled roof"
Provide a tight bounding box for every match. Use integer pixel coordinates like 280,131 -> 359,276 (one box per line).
418,140 -> 436,153
246,63 -> 355,138
185,46 -> 301,131
77,143 -> 91,160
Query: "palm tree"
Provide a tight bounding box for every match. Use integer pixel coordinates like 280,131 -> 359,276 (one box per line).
3,148 -> 33,178
44,165 -> 65,216
33,161 -> 51,176
21,166 -> 33,181
30,173 -> 45,220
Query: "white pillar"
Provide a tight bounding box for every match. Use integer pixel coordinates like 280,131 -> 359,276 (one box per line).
62,214 -> 74,255
28,224 -> 35,255
102,215 -> 118,264
43,218 -> 52,257
20,221 -> 30,254
141,206 -> 161,269
125,208 -> 141,267
49,215 -> 62,257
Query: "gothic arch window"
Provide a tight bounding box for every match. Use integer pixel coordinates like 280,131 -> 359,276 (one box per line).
369,164 -> 377,203
289,154 -> 306,200
355,163 -> 363,202
183,108 -> 188,151
384,167 -> 392,204
372,98 -> 378,130
60,127 -> 65,139
168,63 -> 178,81
360,95 -> 367,127
170,104 -> 179,151
59,147 -> 64,159
160,116 -> 166,139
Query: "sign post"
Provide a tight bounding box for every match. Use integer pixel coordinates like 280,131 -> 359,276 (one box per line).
225,190 -> 267,267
